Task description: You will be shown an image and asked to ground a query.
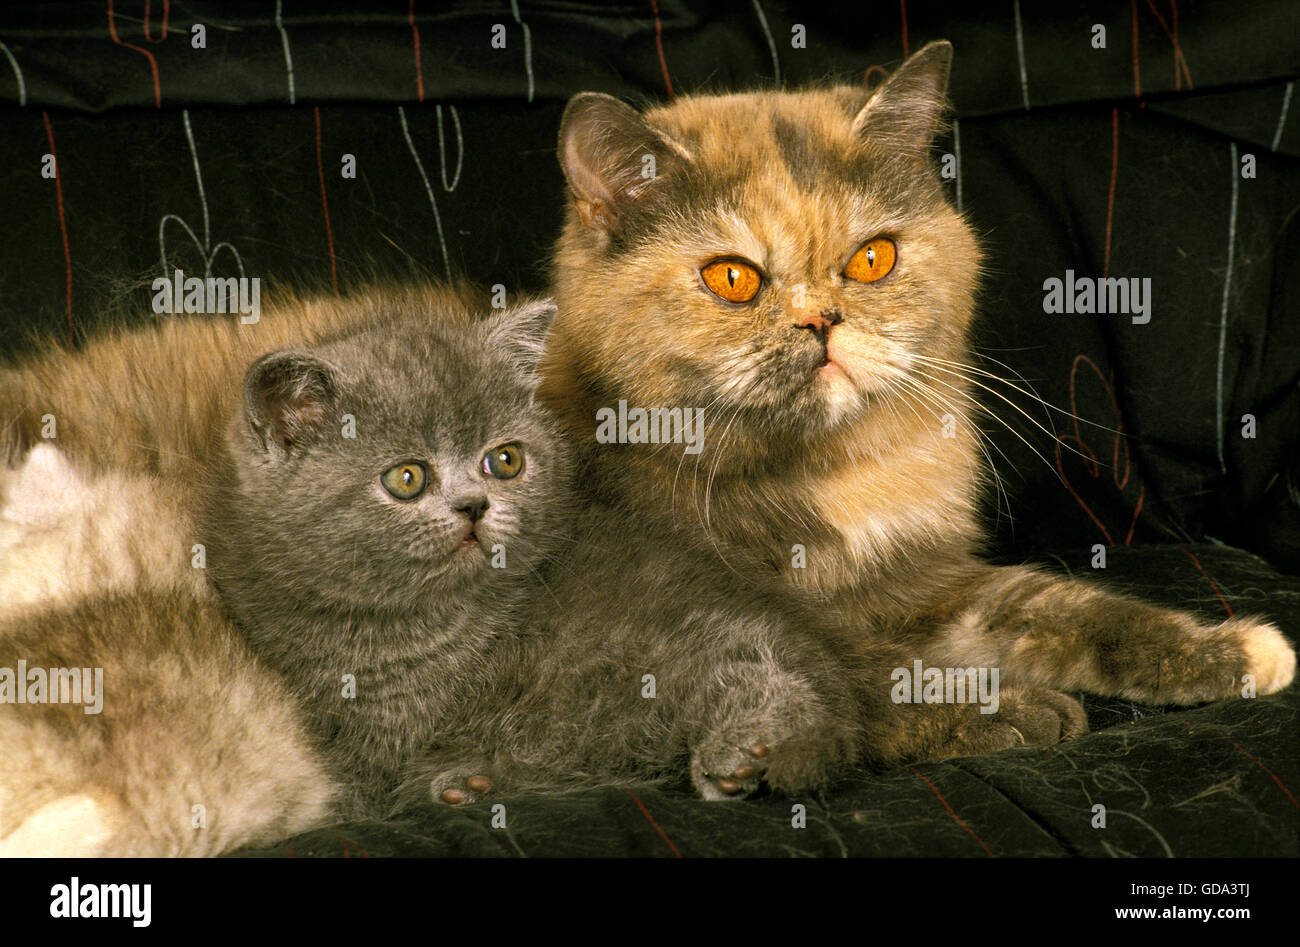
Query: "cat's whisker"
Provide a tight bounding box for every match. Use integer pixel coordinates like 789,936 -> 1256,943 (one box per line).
694,400 -> 762,583
907,358 -> 1064,447
904,364 -> 1077,474
885,372 -> 1014,527
910,352 -> 1126,438
670,384 -> 736,513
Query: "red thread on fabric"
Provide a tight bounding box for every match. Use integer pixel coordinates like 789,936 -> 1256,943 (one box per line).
908,767 -> 995,857
899,0 -> 909,57
1104,107 -> 1118,278
335,833 -> 370,858
107,0 -> 163,108
1178,547 -> 1234,617
1140,0 -> 1192,89
1054,355 -> 1146,548
649,0 -> 674,98
1186,723 -> 1297,808
42,112 -> 74,347
1124,488 -> 1144,546
141,0 -> 170,43
625,789 -> 683,857
314,107 -> 340,295
1130,0 -> 1142,98
409,0 -> 425,103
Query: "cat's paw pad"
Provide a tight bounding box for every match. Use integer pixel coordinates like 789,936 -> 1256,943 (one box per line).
431,773 -> 493,806
1235,620 -> 1296,695
691,740 -> 772,801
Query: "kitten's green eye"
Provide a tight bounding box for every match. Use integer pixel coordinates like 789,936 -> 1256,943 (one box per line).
483,444 -> 524,480
845,237 -> 897,284
701,260 -> 762,303
381,462 -> 427,500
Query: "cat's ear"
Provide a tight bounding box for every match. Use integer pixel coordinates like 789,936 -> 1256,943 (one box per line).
485,298 -> 557,386
851,40 -> 953,160
559,92 -> 691,234
242,351 -> 341,455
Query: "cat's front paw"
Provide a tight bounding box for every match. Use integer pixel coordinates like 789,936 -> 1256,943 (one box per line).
429,772 -> 494,806
938,687 -> 1087,758
1234,619 -> 1296,695
996,687 -> 1088,745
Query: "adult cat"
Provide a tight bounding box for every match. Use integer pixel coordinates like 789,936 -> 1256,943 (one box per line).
539,39 -> 1295,758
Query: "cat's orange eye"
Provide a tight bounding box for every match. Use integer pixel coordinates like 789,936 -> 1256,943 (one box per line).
700,260 -> 762,303
844,238 -> 897,284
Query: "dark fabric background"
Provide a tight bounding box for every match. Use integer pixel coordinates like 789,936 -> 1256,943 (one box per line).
0,1 -> 1296,857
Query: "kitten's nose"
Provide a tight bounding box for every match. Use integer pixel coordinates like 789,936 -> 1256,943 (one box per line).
456,495 -> 490,522
793,309 -> 842,337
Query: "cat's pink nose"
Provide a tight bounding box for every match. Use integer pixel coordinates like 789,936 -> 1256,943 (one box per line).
793,310 -> 842,335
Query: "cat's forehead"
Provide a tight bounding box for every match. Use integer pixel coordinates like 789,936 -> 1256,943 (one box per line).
646,88 -> 866,170
640,87 -> 939,233
629,91 -> 940,271
323,319 -> 538,428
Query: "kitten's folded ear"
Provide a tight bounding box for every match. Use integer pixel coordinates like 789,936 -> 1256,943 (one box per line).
485,298 -> 557,387
851,39 -> 953,161
559,92 -> 691,234
243,351 -> 341,455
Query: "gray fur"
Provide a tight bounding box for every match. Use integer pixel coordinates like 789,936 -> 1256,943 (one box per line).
200,293 -> 863,815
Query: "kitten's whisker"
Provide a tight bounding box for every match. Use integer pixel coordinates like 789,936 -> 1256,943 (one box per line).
672,385 -> 733,513
902,369 -> 1059,485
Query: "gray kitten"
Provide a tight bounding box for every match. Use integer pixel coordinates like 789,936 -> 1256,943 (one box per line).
199,287 -> 873,816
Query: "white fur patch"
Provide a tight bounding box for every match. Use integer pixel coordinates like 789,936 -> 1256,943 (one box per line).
1239,621 -> 1297,695
0,445 -> 206,619
0,443 -> 82,528
0,794 -> 115,858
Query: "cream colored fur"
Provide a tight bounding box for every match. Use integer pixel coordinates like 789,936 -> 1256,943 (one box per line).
0,446 -> 335,857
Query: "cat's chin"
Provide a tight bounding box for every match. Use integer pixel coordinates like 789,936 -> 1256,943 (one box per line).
813,360 -> 865,427
433,536 -> 491,580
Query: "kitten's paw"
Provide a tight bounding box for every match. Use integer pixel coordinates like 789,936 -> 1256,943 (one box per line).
691,738 -> 773,801
691,728 -> 845,801
1234,620 -> 1296,695
430,773 -> 494,806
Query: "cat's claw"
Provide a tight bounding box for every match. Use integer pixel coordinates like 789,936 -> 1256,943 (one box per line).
1010,688 -> 1088,743
962,687 -> 1088,753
